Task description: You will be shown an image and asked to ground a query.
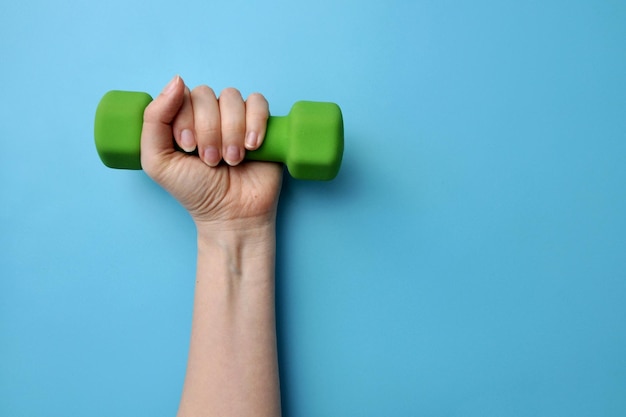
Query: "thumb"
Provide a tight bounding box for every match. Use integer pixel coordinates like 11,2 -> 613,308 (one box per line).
141,75 -> 185,171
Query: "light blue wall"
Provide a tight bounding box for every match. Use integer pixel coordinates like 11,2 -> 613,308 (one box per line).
2,1 -> 625,415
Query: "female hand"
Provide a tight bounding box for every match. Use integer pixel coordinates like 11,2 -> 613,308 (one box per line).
140,76 -> 283,233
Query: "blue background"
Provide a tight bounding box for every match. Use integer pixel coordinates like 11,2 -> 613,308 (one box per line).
2,0 -> 625,415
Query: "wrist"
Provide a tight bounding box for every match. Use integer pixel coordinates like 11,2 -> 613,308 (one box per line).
195,219 -> 276,283
196,217 -> 276,248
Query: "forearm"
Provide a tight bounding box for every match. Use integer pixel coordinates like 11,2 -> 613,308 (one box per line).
177,224 -> 281,417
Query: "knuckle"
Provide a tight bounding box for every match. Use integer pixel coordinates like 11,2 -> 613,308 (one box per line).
221,121 -> 245,137
246,93 -> 269,120
220,87 -> 242,100
195,121 -> 219,137
247,92 -> 267,103
191,84 -> 215,97
247,107 -> 269,119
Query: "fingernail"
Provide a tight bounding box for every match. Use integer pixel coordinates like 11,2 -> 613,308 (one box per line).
245,131 -> 258,149
203,146 -> 220,166
224,145 -> 243,165
180,129 -> 196,152
162,75 -> 180,95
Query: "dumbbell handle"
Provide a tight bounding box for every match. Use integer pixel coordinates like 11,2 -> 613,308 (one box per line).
94,91 -> 344,180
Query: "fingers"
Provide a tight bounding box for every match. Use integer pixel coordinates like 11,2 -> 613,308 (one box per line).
245,93 -> 270,151
219,88 -> 246,166
141,75 -> 185,172
172,86 -> 196,153
191,86 -> 222,166
167,82 -> 269,167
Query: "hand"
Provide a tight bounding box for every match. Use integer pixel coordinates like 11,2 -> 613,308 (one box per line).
140,76 -> 283,232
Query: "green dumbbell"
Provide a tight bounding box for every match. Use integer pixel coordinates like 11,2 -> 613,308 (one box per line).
94,90 -> 344,180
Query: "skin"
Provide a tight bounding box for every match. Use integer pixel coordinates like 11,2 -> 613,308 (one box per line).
141,75 -> 282,417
